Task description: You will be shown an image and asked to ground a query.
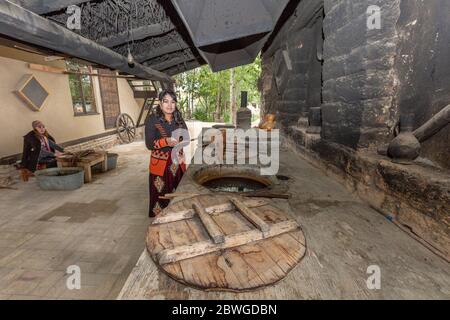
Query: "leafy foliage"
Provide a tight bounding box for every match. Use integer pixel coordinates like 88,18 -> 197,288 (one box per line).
174,56 -> 261,123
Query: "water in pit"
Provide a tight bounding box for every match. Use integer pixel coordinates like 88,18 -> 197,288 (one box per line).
202,176 -> 268,193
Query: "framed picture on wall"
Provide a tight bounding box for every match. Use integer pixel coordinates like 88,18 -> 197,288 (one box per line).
14,74 -> 50,111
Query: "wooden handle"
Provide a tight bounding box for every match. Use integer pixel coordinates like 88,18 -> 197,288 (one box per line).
243,191 -> 291,199
161,192 -> 290,200
192,202 -> 225,244
159,192 -> 199,200
230,197 -> 270,232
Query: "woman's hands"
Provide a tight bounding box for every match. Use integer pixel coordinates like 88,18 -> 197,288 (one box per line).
166,137 -> 179,147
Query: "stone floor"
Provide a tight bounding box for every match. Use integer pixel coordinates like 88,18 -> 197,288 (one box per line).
0,120 -> 211,300
0,140 -> 152,299
119,137 -> 450,299
1,122 -> 449,300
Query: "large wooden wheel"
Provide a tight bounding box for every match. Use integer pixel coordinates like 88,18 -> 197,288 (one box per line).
116,113 -> 136,143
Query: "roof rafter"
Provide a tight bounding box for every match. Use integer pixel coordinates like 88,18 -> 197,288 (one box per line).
164,60 -> 201,76
136,42 -> 190,63
147,54 -> 195,71
97,24 -> 174,48
0,1 -> 172,82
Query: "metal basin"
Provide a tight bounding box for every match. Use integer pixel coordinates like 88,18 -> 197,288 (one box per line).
35,167 -> 84,190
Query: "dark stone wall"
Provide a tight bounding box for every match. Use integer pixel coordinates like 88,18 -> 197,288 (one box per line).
261,0 -> 324,128
322,0 -> 400,149
395,0 -> 450,169
262,0 -> 449,169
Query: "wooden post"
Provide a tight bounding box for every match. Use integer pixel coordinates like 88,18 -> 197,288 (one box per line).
0,2 -> 172,82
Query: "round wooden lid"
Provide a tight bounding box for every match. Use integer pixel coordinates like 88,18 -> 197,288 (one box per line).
146,194 -> 306,291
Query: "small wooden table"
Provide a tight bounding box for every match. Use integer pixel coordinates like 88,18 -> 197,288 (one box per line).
57,151 -> 107,183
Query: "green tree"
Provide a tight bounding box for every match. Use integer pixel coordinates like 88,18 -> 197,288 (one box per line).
174,56 -> 261,123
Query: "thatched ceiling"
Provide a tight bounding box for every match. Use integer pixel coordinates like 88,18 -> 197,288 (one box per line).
10,0 -> 203,76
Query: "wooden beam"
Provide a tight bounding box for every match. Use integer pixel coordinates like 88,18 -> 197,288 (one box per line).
136,42 -> 190,63
192,202 -> 225,244
28,63 -> 65,74
136,97 -> 155,128
164,61 -> 202,76
133,90 -> 158,99
97,24 -> 173,48
230,197 -> 270,233
152,198 -> 268,225
28,63 -> 137,79
156,219 -> 300,265
413,104 -> 450,142
10,0 -> 91,14
0,1 -> 173,82
148,56 -> 195,71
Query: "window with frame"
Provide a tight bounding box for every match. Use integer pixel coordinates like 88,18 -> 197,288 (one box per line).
66,61 -> 97,115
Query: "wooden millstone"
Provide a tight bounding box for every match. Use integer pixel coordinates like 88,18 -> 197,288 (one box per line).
146,194 -> 306,291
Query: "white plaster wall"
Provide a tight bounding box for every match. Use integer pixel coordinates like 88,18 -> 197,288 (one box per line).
0,47 -> 141,158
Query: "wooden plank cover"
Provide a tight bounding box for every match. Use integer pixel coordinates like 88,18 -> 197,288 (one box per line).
146,194 -> 306,291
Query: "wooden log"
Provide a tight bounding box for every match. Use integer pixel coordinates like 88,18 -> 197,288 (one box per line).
230,197 -> 270,232
160,191 -> 291,200
192,202 -> 225,244
165,60 -> 202,76
159,192 -> 200,200
148,56 -> 195,71
136,42 -> 190,63
156,219 -> 300,265
28,63 -> 65,74
97,24 -> 171,47
243,191 -> 291,199
152,198 -> 268,225
413,104 -> 450,142
0,1 -> 172,82
133,91 -> 158,99
28,63 -> 137,79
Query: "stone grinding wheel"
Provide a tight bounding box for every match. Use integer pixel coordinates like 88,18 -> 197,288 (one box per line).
146,194 -> 306,291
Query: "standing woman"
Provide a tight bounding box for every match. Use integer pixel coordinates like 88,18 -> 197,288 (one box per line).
145,90 -> 190,217
20,120 -> 65,180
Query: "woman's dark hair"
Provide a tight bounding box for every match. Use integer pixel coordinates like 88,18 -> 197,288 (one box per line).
155,89 -> 184,125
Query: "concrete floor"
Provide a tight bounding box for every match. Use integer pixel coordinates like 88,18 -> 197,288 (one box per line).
1,123 -> 449,299
119,138 -> 450,299
0,120 -> 211,300
0,141 -> 151,299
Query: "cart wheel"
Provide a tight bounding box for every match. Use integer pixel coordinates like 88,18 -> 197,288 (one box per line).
116,113 -> 136,144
